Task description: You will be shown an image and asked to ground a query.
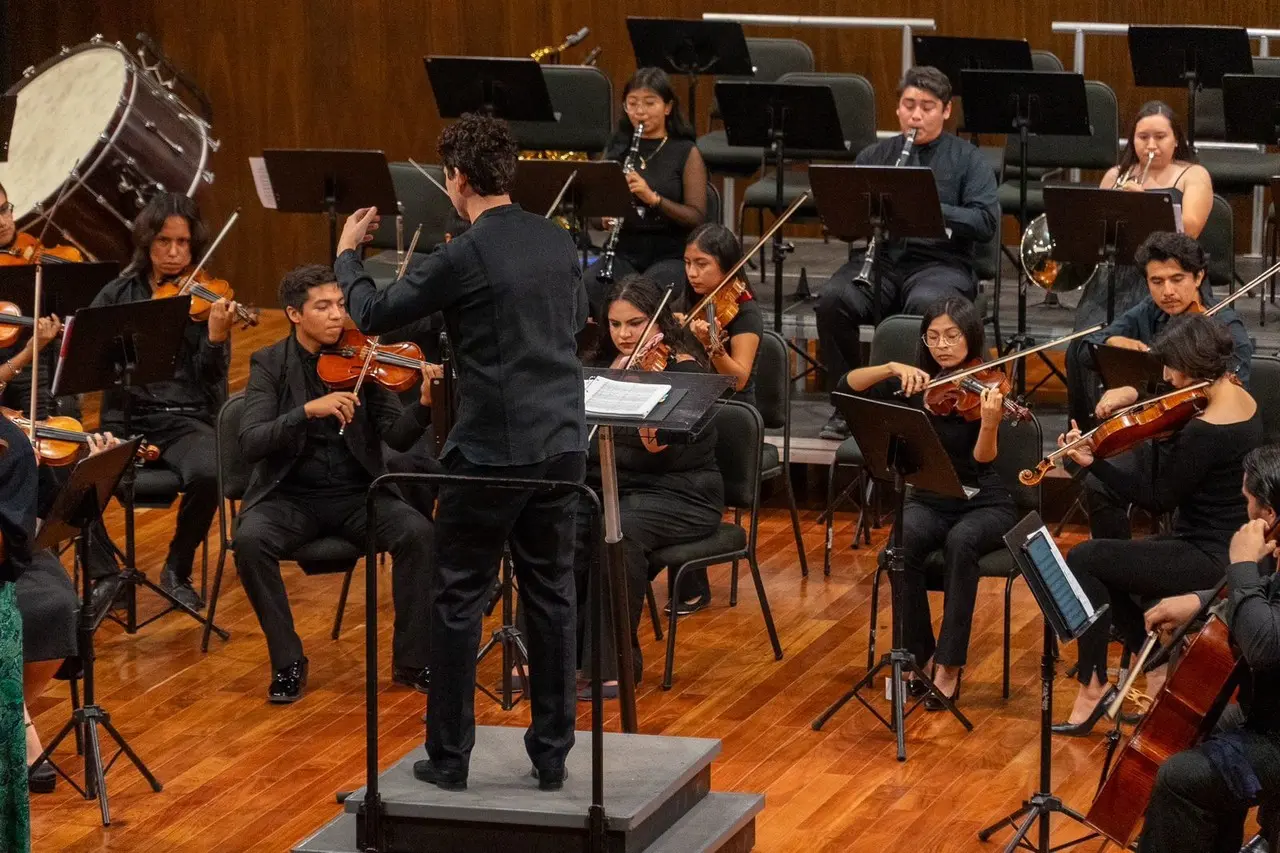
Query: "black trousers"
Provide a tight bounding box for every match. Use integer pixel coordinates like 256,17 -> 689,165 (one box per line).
1083,447 -> 1156,541
384,430 -> 444,520
892,494 -> 1017,668
1064,338 -> 1103,431
427,450 -> 586,775
107,412 -> 220,578
234,490 -> 434,672
1139,706 -> 1280,853
1067,534 -> 1224,685
816,258 -> 976,390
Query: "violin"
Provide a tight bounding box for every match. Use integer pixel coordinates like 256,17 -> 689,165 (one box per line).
628,332 -> 670,373
318,329 -> 437,393
922,360 -> 1032,423
153,267 -> 259,328
0,302 -> 39,350
0,406 -> 159,467
1019,382 -> 1213,485
0,232 -> 84,266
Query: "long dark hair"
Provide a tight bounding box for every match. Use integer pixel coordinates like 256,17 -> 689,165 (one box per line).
590,274 -> 703,368
123,192 -> 209,280
918,297 -> 985,374
1244,445 -> 1280,515
1116,100 -> 1195,174
1150,313 -> 1236,382
683,223 -> 752,306
612,67 -> 696,146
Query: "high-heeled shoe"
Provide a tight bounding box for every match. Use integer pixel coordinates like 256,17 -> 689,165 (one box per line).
924,670 -> 962,711
1052,686 -> 1119,737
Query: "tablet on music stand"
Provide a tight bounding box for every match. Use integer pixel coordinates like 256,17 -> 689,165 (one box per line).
1004,513 -> 1105,643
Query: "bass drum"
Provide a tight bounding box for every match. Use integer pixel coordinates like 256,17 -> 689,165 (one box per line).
0,37 -> 216,261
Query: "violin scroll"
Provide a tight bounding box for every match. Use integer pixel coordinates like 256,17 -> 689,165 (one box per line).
1018,461 -> 1054,487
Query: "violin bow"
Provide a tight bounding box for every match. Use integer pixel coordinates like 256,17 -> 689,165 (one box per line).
407,158 -> 451,200
586,285 -> 675,444
1205,259 -> 1280,316
915,324 -> 1105,394
177,208 -> 240,297
27,261 -> 41,450
340,225 -> 423,436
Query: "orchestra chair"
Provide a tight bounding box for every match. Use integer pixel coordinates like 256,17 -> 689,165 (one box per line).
821,315 -> 922,576
201,394 -> 379,653
509,63 -> 613,157
697,37 -> 816,226
756,330 -> 808,577
367,162 -> 457,259
1250,355 -> 1280,444
865,412 -> 1043,700
1200,193 -> 1239,292
648,400 -> 784,689
1193,57 -> 1280,223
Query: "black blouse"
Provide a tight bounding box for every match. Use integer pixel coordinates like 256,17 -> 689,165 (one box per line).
605,133 -> 697,239
0,416 -> 37,585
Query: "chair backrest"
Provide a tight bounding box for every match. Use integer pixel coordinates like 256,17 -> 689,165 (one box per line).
742,37 -> 816,82
1251,355 -> 1280,444
1005,80 -> 1118,171
705,180 -> 722,228
755,330 -> 788,429
1194,57 -> 1280,140
711,400 -> 763,512
508,65 -> 613,154
216,393 -> 253,502
1031,50 -> 1065,72
774,72 -> 877,160
869,314 -> 923,367
1200,193 -> 1235,290
972,200 -> 1003,282
991,413 -> 1044,516
369,162 -> 457,252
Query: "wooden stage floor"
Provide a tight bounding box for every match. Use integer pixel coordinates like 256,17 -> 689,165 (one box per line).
28,310 -> 1171,852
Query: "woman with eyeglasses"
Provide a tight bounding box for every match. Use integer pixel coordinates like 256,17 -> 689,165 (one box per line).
838,297 -> 1016,708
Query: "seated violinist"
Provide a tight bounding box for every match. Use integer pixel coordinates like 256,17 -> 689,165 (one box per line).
89,193 -> 241,610
1055,313 -> 1262,736
236,264 -> 435,703
0,180 -> 82,263
1137,444 -> 1280,853
839,297 -> 1017,708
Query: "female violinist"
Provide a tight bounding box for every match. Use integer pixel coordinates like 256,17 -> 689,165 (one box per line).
572,274 -> 723,690
681,223 -> 762,408
1055,313 -> 1262,736
840,297 -> 1017,708
0,181 -> 83,266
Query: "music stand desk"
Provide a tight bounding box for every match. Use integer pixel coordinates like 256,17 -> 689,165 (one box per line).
0,261 -> 118,318
911,35 -> 1032,99
425,56 -> 557,122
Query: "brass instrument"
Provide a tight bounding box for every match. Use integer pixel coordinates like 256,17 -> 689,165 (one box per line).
522,30 -> 592,164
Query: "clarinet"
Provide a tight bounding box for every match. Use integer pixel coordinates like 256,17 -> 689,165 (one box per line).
598,121 -> 645,284
852,127 -> 918,288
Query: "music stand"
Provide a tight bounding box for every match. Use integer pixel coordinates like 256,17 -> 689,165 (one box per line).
0,261 -> 118,317
979,512 -> 1107,852
962,69 -> 1091,396
1127,26 -> 1252,148
626,17 -> 753,133
812,393 -> 973,761
1043,186 -> 1177,325
911,36 -> 1032,100
52,297 -> 228,641
1223,74 -> 1280,148
28,438 -> 164,826
424,56 -> 557,122
809,164 -> 947,325
1091,343 -> 1166,397
510,160 -> 634,266
716,81 -> 846,335
0,93 -> 15,162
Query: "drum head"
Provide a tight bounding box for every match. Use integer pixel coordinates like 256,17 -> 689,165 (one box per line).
0,46 -> 130,219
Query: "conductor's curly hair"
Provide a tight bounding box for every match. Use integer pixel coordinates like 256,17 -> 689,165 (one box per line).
437,113 -> 518,197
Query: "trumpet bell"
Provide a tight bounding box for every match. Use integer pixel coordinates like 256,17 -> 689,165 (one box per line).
1019,213 -> 1099,294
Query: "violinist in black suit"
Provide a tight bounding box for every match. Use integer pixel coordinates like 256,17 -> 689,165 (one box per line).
235,264 -> 435,703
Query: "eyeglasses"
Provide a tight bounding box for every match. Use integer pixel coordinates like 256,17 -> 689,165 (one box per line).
922,330 -> 965,348
0,203 -> 13,216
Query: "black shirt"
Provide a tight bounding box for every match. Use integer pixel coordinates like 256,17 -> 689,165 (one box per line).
1220,558 -> 1280,732
722,296 -> 763,409
278,339 -> 370,496
337,203 -> 587,467
1088,412 -> 1263,555
0,415 -> 37,585
604,134 -> 697,243
0,340 -> 55,420
89,272 -> 229,424
854,132 -> 999,274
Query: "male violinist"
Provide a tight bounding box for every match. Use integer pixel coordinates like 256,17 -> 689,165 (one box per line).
1139,444 -> 1280,853
335,113 -> 587,792
235,264 -> 434,702
89,192 -> 240,611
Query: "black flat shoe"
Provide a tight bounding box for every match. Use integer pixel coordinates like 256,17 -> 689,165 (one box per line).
413,759 -> 467,791
903,677 -> 929,699
392,666 -> 430,694
28,762 -> 55,794
268,658 -> 309,704
1052,686 -> 1119,737
924,671 -> 962,712
665,594 -> 711,617
531,764 -> 567,791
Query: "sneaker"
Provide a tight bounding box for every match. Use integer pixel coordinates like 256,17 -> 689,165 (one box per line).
160,566 -> 203,611
819,411 -> 851,441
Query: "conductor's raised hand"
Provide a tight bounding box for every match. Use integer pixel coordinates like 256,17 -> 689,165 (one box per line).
337,207 -> 381,256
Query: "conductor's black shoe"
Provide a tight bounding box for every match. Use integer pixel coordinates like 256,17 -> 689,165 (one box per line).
268,658 -> 308,704
531,765 -> 568,791
161,567 -> 204,611
413,759 -> 467,791
819,411 -> 851,441
392,666 -> 430,694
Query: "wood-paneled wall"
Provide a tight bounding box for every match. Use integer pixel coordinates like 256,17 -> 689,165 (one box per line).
10,1 -> 1280,305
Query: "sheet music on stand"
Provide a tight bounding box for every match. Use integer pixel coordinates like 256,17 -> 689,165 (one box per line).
584,375 -> 671,419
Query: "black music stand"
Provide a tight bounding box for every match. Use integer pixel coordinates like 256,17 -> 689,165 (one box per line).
717,81 -> 846,335
0,261 -> 118,317
979,512 -> 1107,853
809,164 -> 947,325
28,438 -> 164,826
911,36 -> 1032,100
259,149 -> 399,261
52,298 -> 228,641
626,17 -> 753,132
1091,343 -> 1166,398
962,70 -> 1091,396
425,56 -> 557,122
1043,186 -> 1177,325
1223,73 -> 1280,150
0,93 -> 15,162
510,160 -> 634,266
812,394 -> 973,760
1127,26 -> 1252,149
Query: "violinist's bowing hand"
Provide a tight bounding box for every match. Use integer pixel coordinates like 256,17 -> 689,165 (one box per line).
337,207 -> 381,256
1231,517 -> 1276,565
886,361 -> 930,397
207,298 -> 237,343
1058,419 -> 1094,467
418,364 -> 442,406
1144,593 -> 1203,636
979,386 -> 1004,428
85,432 -> 121,457
306,391 -> 360,427
1096,386 -> 1140,419
32,315 -> 61,352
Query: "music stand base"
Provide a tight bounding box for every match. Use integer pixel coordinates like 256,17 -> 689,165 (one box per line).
101,566 -> 229,640
977,794 -> 1099,853
475,556 -> 531,711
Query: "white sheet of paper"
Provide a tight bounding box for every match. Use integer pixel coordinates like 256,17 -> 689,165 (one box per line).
248,156 -> 278,210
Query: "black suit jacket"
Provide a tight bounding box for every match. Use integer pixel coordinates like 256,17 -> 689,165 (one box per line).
238,336 -> 429,513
